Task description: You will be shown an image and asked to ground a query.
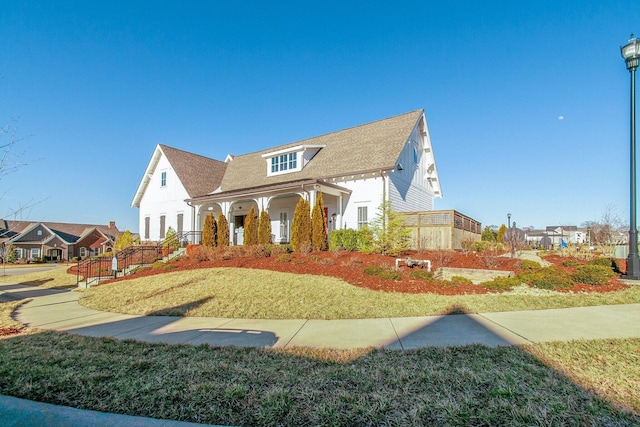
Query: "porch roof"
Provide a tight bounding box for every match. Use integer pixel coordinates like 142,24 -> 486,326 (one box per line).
187,179 -> 352,204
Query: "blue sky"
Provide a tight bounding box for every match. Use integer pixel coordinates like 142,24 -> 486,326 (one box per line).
1,1 -> 639,232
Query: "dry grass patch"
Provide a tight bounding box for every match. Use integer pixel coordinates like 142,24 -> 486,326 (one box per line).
80,268 -> 640,319
0,266 -> 77,289
0,330 -> 638,426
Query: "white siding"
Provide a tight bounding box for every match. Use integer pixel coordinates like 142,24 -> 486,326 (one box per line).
339,177 -> 384,229
388,125 -> 436,212
138,153 -> 193,241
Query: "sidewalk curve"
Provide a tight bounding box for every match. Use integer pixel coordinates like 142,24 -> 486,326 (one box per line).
4,283 -> 640,350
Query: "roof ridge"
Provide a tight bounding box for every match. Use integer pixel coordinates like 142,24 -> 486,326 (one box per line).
159,144 -> 224,163
228,109 -> 424,158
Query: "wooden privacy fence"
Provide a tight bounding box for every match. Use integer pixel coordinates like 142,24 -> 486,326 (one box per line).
401,210 -> 481,251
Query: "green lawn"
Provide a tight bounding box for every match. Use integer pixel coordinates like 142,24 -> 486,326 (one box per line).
0,322 -> 638,426
80,267 -> 640,319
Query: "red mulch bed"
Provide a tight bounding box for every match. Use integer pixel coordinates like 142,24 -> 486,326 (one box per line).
0,327 -> 23,337
109,250 -> 629,295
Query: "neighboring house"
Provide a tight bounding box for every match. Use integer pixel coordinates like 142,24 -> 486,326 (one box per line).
0,220 -> 120,261
525,226 -> 586,249
133,109 -> 443,245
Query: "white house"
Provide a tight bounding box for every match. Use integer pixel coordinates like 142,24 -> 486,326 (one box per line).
132,109 -> 442,244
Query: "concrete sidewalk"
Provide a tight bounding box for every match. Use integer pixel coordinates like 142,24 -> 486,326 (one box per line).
2,282 -> 640,426
4,283 -> 640,349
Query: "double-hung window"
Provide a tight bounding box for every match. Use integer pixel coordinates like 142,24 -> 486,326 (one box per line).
357,207 -> 368,229
161,171 -> 167,187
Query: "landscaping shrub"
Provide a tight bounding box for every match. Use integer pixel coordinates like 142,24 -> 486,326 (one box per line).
409,269 -> 433,280
267,244 -> 291,257
480,276 -> 521,291
588,257 -> 613,268
472,240 -> 489,252
519,259 -> 541,270
275,253 -> 293,263
185,244 -> 199,258
378,269 -> 402,281
258,210 -> 272,245
311,191 -> 328,251
562,259 -> 581,268
188,245 -> 214,262
329,229 -> 359,251
244,206 -> 258,246
572,264 -> 616,285
151,261 -> 166,269
520,268 -> 574,290
363,266 -> 383,276
246,244 -> 268,258
217,213 -> 230,247
450,276 -> 473,284
356,228 -> 374,253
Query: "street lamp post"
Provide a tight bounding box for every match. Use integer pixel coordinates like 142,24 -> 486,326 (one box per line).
507,212 -> 511,229
622,34 -> 640,279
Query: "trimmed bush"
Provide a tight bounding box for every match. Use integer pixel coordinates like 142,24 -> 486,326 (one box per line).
450,276 -> 473,284
379,269 -> 402,281
519,260 -> 541,270
363,266 -> 383,276
275,253 -> 293,263
217,213 -> 230,247
562,259 -> 581,268
520,268 -> 574,290
588,257 -> 613,268
572,264 -> 615,285
329,229 -> 359,251
409,269 -> 433,281
257,210 -> 272,245
480,276 -> 521,291
244,206 -> 258,246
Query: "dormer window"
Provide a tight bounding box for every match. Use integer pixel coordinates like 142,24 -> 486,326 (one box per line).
271,153 -> 297,173
262,144 -> 324,177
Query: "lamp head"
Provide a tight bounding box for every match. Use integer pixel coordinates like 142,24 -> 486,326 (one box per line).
621,34 -> 640,71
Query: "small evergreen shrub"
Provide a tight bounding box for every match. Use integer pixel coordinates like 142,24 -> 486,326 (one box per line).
267,244 -> 291,257
472,240 -> 489,252
379,269 -> 402,281
247,244 -> 268,258
409,269 -> 433,280
363,266 -> 383,276
275,253 -> 293,263
329,229 -> 360,251
520,268 -> 573,290
562,259 -> 581,268
188,245 -> 214,262
588,257 -> 613,268
357,228 -> 374,253
152,261 -> 166,269
519,260 -> 541,270
481,276 -> 521,291
451,276 -> 473,284
572,264 -> 615,285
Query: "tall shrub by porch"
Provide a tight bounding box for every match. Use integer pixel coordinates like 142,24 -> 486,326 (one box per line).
291,197 -> 311,252
202,213 -> 217,248
244,206 -> 258,246
312,191 -> 328,251
217,212 -> 229,247
258,210 -> 272,245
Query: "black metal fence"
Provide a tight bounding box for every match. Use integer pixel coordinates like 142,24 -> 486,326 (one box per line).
75,230 -> 202,286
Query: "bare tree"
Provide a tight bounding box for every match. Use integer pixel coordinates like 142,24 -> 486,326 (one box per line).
582,206 -> 624,257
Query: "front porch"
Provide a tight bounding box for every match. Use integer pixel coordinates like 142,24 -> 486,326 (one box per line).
189,180 -> 350,246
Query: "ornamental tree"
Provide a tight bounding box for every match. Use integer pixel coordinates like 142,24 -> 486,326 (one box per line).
244,206 -> 258,246
217,212 -> 230,247
291,197 -> 311,252
311,191 -> 328,251
258,209 -> 272,245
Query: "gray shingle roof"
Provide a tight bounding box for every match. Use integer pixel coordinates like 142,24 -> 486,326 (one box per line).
217,109 -> 423,193
159,145 -> 227,198
1,220 -> 120,244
